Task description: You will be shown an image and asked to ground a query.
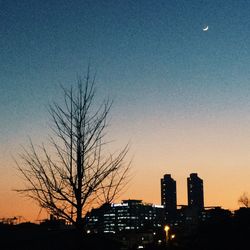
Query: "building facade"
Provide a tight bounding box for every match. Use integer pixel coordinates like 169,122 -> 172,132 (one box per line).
85,199 -> 164,234
161,174 -> 177,223
187,173 -> 204,211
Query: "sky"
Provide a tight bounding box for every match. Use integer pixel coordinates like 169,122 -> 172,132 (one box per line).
1,0 -> 250,221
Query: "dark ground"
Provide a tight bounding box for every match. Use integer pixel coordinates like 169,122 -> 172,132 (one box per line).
0,223 -> 120,250
1,209 -> 250,250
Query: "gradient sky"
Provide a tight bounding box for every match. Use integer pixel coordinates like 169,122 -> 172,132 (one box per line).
1,0 -> 250,221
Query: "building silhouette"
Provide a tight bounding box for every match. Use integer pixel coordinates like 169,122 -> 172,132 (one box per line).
187,173 -> 204,211
161,174 -> 177,223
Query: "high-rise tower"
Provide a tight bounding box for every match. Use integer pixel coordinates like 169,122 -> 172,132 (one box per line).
187,173 -> 204,211
161,174 -> 177,222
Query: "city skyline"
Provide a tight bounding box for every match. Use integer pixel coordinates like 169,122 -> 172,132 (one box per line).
1,1 -> 250,221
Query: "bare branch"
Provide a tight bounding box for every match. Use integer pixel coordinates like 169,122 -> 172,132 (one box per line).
15,72 -> 131,230
238,192 -> 249,208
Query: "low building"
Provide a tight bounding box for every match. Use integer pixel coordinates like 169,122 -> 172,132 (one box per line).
85,199 -> 165,234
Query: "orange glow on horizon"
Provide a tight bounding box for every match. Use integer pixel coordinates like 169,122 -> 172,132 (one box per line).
1,115 -> 250,222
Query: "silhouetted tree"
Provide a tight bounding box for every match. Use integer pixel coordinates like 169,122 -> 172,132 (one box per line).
238,192 -> 249,208
16,70 -> 130,230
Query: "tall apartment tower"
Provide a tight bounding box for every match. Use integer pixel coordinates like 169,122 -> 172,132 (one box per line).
161,174 -> 177,222
187,173 -> 204,211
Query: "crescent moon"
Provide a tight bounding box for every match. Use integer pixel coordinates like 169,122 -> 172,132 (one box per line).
203,26 -> 209,31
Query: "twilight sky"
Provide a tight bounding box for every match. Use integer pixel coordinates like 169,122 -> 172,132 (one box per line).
1,0 -> 250,221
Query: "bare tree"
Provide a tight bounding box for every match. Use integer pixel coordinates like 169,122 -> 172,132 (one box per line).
238,192 -> 249,208
16,72 -> 130,230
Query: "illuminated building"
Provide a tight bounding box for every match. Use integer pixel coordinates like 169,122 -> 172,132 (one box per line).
85,199 -> 164,234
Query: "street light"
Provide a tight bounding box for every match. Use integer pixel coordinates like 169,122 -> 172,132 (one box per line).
164,225 -> 170,243
170,234 -> 175,240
